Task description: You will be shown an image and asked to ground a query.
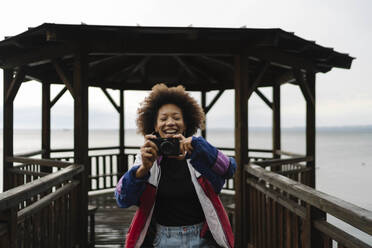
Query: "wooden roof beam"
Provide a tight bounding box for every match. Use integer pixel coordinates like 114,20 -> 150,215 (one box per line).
173,56 -> 199,80
5,67 -> 26,104
198,56 -> 234,70
2,44 -> 75,68
52,59 -> 75,99
107,56 -> 151,82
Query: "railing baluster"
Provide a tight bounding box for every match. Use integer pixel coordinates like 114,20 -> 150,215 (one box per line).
103,156 -> 107,189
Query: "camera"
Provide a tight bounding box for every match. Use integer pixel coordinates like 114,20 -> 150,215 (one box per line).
151,137 -> 180,156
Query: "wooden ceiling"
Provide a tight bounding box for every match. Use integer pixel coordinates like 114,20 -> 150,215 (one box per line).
0,23 -> 354,91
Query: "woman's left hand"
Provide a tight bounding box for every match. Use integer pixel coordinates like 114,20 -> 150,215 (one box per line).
172,134 -> 193,159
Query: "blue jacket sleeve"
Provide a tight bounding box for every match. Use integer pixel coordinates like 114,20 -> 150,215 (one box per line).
114,165 -> 150,208
188,136 -> 237,193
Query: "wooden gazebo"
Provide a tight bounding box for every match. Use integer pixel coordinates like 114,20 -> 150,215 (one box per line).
1,24 -> 370,248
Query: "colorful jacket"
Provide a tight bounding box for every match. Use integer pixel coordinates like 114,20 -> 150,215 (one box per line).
115,136 -> 237,248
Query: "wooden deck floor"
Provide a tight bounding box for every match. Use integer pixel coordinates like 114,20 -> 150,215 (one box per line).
88,191 -> 234,247
89,191 -> 136,248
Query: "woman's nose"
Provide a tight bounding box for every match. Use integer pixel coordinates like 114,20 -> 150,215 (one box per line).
166,119 -> 175,125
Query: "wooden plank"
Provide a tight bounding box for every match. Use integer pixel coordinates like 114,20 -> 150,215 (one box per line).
6,156 -> 72,168
273,83 -> 281,161
314,220 -> 372,248
286,209 -> 291,248
246,178 -> 306,218
73,49 -> 89,247
3,69 -> 14,191
0,165 -> 83,210
8,168 -> 48,177
14,150 -> 44,158
266,196 -> 272,248
278,203 -> 283,248
248,184 -> 253,246
0,208 -> 17,248
2,44 -> 75,68
246,164 -> 372,235
42,82 -> 52,175
95,156 -> 99,190
17,181 -> 79,223
322,234 -> 332,248
86,39 -> 316,71
306,71 -> 316,188
254,156 -> 313,167
234,54 -> 250,248
53,59 -> 75,98
50,87 -> 68,107
118,89 -> 126,175
272,199 -> 277,247
110,155 -> 114,187
103,156 -> 107,189
254,188 -> 258,248
262,191 -> 267,248
174,56 -> 199,80
293,214 -> 299,248
5,68 -> 25,104
257,190 -> 262,248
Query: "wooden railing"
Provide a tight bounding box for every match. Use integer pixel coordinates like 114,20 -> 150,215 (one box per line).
11,147 -> 310,193
0,159 -> 84,248
244,163 -> 372,248
51,147 -> 138,191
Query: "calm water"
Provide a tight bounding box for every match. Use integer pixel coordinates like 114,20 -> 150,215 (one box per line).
0,128 -> 371,244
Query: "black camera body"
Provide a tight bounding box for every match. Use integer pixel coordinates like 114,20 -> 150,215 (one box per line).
151,137 -> 180,156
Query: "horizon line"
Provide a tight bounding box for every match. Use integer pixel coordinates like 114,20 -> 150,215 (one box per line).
1,124 -> 372,131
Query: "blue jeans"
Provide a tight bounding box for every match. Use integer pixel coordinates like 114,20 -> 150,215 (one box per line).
153,223 -> 217,248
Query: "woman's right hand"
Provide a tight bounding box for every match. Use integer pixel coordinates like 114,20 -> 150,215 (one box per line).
136,134 -> 158,178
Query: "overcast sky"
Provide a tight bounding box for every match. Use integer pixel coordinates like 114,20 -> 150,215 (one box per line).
0,0 -> 371,129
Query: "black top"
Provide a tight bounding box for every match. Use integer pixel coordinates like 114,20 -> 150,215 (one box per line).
153,158 -> 205,226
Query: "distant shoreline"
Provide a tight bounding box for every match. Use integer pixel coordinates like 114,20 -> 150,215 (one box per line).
1,125 -> 372,132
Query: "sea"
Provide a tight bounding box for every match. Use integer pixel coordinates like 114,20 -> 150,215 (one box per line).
0,127 -> 371,244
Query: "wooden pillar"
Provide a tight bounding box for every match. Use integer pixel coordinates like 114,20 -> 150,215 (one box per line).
42,82 -> 52,172
3,69 -> 14,191
118,89 -> 127,173
201,91 -> 207,138
272,83 -> 281,160
73,50 -> 89,247
234,55 -> 250,247
306,72 -> 316,188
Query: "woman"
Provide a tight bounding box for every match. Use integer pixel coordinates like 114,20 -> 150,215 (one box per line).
115,84 -> 236,248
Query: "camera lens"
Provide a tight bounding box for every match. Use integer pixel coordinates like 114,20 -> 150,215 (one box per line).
160,141 -> 174,155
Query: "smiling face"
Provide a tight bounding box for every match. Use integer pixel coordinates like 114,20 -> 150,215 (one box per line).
155,104 -> 186,138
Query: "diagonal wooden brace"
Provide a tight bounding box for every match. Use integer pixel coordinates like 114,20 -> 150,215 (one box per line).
254,89 -> 273,109
101,88 -> 120,113
53,59 -> 75,99
204,90 -> 225,114
5,68 -> 25,104
248,61 -> 270,98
